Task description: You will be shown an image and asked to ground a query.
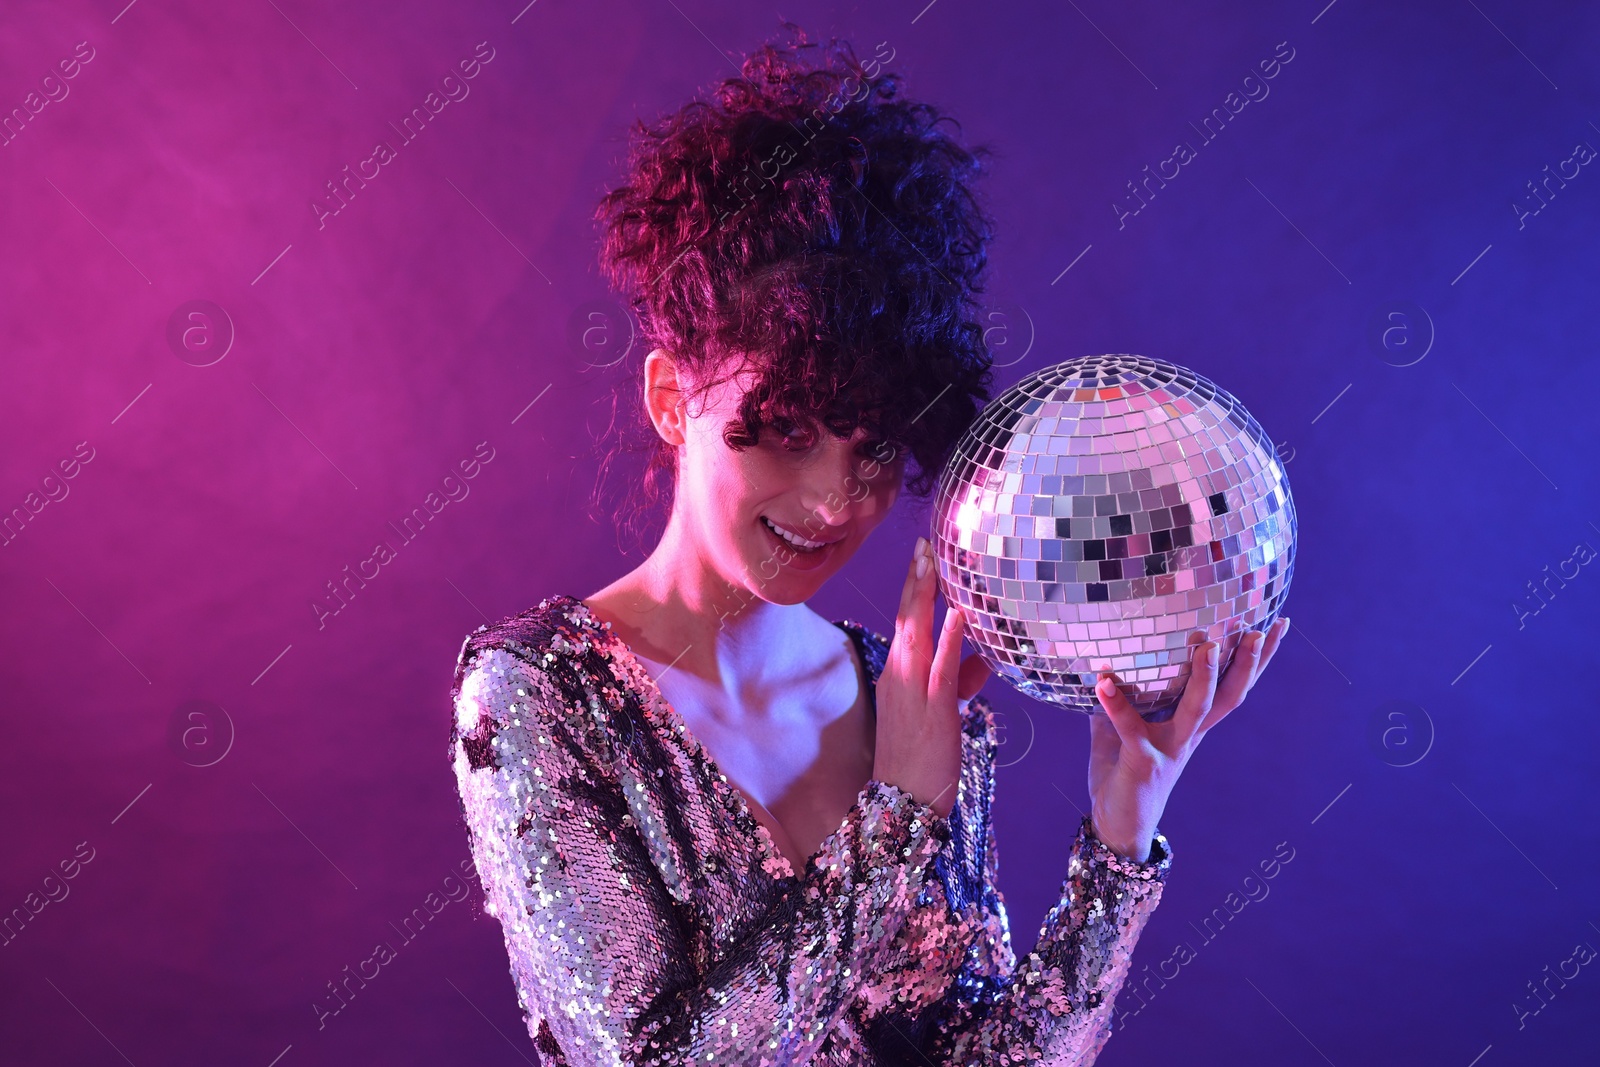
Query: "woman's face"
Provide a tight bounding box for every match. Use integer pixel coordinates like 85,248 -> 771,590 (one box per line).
662,355 -> 907,607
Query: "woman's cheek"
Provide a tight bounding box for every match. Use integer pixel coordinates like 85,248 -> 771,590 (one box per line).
867,471 -> 901,515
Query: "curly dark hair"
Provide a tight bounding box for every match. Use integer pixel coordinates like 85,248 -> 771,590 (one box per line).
590,23 -> 997,551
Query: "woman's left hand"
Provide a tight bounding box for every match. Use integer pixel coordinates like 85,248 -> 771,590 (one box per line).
1087,617 -> 1291,862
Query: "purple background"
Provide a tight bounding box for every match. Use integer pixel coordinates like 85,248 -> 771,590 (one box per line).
3,0 -> 1597,1063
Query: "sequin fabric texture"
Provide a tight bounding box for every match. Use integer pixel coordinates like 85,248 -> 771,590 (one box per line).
450,594 -> 1173,1066
932,354 -> 1296,719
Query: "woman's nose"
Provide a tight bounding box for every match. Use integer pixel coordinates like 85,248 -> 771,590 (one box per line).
797,439 -> 862,524
810,496 -> 849,527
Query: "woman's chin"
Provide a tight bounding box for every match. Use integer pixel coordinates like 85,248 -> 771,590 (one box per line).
736,550 -> 845,603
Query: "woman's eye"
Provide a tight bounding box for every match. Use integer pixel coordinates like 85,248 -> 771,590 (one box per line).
772,420 -> 815,450
860,439 -> 901,463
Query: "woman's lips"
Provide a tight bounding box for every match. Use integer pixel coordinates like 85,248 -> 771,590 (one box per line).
758,515 -> 838,570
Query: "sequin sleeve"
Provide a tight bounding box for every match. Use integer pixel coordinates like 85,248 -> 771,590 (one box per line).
921,695 -> 1173,1066
451,643 -> 954,1066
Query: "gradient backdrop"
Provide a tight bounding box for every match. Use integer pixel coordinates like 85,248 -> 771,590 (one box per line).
2,0 -> 1597,1064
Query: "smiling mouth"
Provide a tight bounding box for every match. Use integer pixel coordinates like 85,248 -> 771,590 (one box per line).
760,515 -> 838,553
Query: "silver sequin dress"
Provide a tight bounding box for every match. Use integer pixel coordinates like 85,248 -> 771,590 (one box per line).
449,594 -> 1172,1066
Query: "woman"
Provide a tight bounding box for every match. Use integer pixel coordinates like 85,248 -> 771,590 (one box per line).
449,30 -> 1287,1066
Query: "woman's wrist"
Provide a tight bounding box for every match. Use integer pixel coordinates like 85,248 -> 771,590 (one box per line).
1077,813 -> 1174,881
869,776 -> 954,824
863,778 -> 954,860
1090,810 -> 1153,864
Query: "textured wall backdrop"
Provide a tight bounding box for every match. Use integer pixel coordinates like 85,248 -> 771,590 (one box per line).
2,1 -> 1596,1064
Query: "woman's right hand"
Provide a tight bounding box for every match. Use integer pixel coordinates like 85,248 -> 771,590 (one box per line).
872,536 -> 992,818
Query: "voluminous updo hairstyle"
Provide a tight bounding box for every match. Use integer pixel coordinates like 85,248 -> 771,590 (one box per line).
591,23 -> 998,552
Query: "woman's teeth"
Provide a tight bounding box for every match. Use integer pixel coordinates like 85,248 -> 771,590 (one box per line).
761,515 -> 827,551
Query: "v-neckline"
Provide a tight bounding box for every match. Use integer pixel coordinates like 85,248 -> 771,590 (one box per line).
564,595 -> 877,885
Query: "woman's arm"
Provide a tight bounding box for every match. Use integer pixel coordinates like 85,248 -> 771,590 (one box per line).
917,694 -> 1172,1066
451,643 -> 952,1066
916,616 -> 1289,1064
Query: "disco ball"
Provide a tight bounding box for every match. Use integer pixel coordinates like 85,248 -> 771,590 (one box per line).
932,354 -> 1296,722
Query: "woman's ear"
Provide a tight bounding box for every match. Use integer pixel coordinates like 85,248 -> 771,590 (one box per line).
643,349 -> 687,446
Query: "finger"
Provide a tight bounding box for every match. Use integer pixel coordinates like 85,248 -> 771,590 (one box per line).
895,537 -> 922,624
1173,638 -> 1221,743
1088,702 -> 1120,752
1212,629 -> 1266,712
891,538 -> 923,678
893,536 -> 936,696
1094,671 -> 1150,755
1088,698 -> 1122,772
1256,616 -> 1290,676
928,604 -> 965,706
956,649 -> 992,703
1199,632 -> 1268,734
1223,616 -> 1289,716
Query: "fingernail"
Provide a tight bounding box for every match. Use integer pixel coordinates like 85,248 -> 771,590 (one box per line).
1206,643 -> 1219,666
1098,675 -> 1114,692
915,538 -> 929,578
1249,632 -> 1263,653
1281,617 -> 1291,634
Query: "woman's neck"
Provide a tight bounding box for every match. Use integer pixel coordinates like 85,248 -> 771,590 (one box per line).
583,524 -> 820,697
